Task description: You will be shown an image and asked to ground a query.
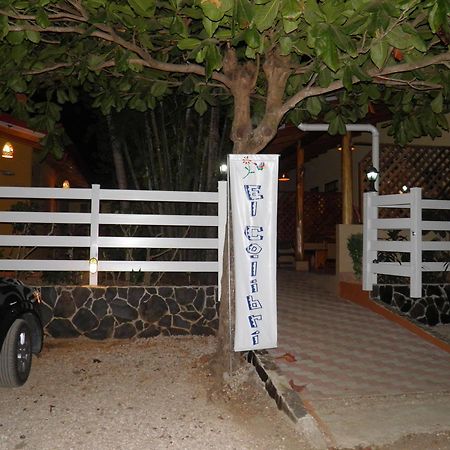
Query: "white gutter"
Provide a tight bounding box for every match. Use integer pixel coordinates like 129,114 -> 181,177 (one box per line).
298,123 -> 380,191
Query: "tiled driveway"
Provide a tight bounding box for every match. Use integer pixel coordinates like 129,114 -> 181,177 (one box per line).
270,271 -> 450,402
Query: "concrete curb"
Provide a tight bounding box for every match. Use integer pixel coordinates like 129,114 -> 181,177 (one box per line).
247,351 -> 329,450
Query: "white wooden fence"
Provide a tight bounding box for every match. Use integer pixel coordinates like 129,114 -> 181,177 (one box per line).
0,183 -> 227,287
363,188 -> 450,298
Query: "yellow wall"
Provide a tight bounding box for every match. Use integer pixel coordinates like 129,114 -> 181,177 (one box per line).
0,136 -> 34,236
336,223 -> 363,283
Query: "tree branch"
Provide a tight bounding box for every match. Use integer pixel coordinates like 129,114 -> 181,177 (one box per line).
373,75 -> 442,90
1,10 -> 232,89
281,50 -> 450,115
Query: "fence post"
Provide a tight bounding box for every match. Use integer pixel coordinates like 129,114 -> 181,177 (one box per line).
217,181 -> 228,302
363,191 -> 378,291
410,187 -> 422,298
89,184 -> 100,286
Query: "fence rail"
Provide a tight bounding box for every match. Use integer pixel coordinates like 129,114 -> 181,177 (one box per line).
0,183 -> 227,287
363,188 -> 450,298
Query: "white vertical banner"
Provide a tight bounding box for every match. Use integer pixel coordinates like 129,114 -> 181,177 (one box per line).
229,154 -> 279,351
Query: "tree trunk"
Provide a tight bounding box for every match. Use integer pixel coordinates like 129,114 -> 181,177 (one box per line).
106,114 -> 128,190
212,230 -> 244,380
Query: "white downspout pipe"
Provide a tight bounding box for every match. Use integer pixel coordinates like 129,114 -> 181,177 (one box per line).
298,123 -> 380,191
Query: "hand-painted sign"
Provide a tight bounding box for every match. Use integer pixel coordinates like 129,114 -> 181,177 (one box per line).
229,154 -> 279,351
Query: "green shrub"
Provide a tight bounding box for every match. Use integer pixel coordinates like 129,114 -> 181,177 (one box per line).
347,233 -> 363,280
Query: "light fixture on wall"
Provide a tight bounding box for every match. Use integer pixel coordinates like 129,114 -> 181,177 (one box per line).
62,179 -> 70,189
219,162 -> 227,181
278,173 -> 290,182
2,142 -> 14,159
337,145 -> 355,152
366,166 -> 379,192
89,257 -> 98,274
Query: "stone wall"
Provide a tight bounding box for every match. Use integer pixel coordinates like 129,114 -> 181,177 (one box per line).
372,284 -> 450,326
35,285 -> 218,339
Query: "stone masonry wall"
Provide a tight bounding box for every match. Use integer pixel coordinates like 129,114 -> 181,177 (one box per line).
372,284 -> 450,326
34,285 -> 218,339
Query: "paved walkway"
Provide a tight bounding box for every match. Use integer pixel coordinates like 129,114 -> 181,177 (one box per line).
268,270 -> 450,448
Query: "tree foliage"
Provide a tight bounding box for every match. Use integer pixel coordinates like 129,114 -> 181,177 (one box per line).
0,0 -> 449,154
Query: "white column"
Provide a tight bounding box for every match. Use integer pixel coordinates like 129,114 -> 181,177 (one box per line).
410,187 -> 423,298
89,184 -> 100,286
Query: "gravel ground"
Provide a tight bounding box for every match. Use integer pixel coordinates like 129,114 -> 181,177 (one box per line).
0,336 -> 310,450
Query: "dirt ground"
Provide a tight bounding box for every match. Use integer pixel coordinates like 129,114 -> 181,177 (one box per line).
0,336 -> 310,450
1,336 -> 450,450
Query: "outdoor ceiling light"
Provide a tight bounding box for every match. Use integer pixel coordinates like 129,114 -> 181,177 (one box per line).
278,173 -> 290,182
89,257 -> 98,274
366,166 -> 379,192
2,142 -> 14,159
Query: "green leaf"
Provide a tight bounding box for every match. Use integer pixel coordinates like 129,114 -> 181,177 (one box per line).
244,27 -> 261,49
351,64 -> 371,82
85,0 -> 106,9
151,80 -> 167,97
431,92 -> 443,114
87,54 -> 105,70
281,0 -> 302,21
321,2 -> 344,24
170,15 -> 187,37
404,29 -> 427,52
318,67 -> 332,87
203,16 -> 219,37
8,77 -> 27,93
254,0 -> 280,32
128,0 -> 155,17
36,9 -> 51,28
181,6 -> 203,20
6,31 -> 25,45
330,25 -> 356,57
303,0 -> 322,25
11,44 -> 28,63
282,18 -> 299,34
306,96 -> 321,116
177,38 -> 201,50
436,112 -> 449,131
328,115 -> 346,135
205,44 -> 222,77
386,27 -> 411,50
279,36 -> 292,55
428,0 -> 448,33
315,28 -> 339,72
0,16 -> 9,39
342,66 -> 353,91
370,39 -> 388,69
236,0 -> 254,28
194,97 -> 207,115
180,75 -> 195,94
195,46 -> 207,63
245,45 -> 256,59
200,1 -> 225,21
26,30 -> 41,43
366,84 -> 381,100
56,89 -> 69,104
